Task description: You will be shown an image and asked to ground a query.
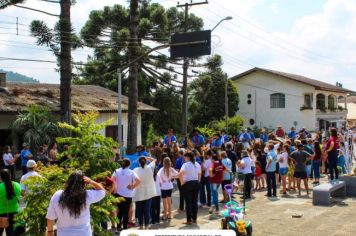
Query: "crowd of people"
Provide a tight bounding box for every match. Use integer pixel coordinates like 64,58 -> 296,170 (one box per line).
0,126 -> 355,235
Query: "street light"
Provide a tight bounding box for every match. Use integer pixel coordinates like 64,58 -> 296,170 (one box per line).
211,16 -> 233,32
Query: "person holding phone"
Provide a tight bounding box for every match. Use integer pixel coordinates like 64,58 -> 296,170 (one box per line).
112,158 -> 141,232
46,172 -> 106,236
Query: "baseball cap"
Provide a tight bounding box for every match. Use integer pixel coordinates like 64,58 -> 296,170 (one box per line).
26,160 -> 37,168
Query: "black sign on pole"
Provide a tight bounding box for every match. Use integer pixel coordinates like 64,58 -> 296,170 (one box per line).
170,30 -> 211,58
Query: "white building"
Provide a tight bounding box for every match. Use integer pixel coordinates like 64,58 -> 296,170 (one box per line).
231,68 -> 352,131
0,73 -> 158,148
339,96 -> 356,127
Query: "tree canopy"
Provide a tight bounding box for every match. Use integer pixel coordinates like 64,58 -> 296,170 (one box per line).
189,55 -> 239,128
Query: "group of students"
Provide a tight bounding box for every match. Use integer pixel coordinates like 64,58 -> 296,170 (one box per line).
0,126 -> 354,236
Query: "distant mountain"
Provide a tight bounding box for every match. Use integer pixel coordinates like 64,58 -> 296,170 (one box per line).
0,69 -> 39,83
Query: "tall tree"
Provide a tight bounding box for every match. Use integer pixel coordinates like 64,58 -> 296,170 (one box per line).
1,0 -> 76,123
127,0 -> 140,153
76,2 -> 203,152
189,55 -> 239,128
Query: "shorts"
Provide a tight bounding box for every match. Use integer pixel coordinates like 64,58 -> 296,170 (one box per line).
222,180 -> 232,190
294,171 -> 307,179
161,189 -> 172,198
279,167 -> 289,176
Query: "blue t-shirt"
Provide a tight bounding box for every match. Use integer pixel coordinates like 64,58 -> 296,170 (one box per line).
20,149 -> 32,167
239,133 -> 251,143
248,132 -> 255,140
260,133 -> 268,143
266,150 -> 278,172
288,131 -> 296,139
191,135 -> 205,147
222,158 -> 232,180
163,135 -> 177,145
212,137 -> 223,148
175,156 -> 184,170
136,151 -> 150,157
195,157 -> 202,165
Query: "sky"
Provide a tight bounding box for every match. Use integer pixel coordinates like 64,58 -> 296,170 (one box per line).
0,0 -> 355,90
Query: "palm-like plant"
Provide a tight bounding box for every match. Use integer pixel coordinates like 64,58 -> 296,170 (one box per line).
12,105 -> 61,153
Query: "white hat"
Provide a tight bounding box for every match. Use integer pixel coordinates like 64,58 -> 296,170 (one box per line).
26,160 -> 37,168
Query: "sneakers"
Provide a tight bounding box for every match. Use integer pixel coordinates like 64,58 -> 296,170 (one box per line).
209,205 -> 215,214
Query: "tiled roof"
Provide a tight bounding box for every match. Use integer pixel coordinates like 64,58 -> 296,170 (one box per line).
231,67 -> 353,93
0,83 -> 159,113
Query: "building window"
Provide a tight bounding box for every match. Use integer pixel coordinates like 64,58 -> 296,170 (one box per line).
328,95 -> 336,109
270,93 -> 285,108
316,94 -> 325,110
304,94 -> 312,108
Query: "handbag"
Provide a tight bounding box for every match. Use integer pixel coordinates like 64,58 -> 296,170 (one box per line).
0,200 -> 9,228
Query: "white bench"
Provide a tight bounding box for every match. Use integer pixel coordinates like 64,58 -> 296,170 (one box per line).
313,181 -> 346,206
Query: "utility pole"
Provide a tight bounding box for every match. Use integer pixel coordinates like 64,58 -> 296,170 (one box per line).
225,73 -> 228,132
117,69 -> 122,146
177,0 -> 208,138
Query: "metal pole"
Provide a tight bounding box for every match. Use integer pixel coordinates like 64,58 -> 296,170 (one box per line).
182,3 -> 189,138
117,69 -> 122,146
225,75 -> 228,132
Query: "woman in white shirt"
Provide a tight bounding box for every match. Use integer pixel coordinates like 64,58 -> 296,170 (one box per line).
46,172 -> 106,236
2,146 -> 19,180
278,145 -> 290,195
157,157 -> 178,220
239,150 -> 252,199
133,156 -> 157,229
112,158 -> 141,231
178,151 -> 201,225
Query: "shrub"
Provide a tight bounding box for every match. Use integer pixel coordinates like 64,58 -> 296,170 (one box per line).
17,111 -> 120,236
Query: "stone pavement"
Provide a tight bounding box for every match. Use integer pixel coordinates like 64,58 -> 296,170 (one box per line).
123,178 -> 356,236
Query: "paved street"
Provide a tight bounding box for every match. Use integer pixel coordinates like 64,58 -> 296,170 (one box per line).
122,177 -> 356,236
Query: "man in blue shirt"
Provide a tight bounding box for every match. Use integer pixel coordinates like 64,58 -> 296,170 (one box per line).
20,143 -> 33,175
211,133 -> 223,149
288,127 -> 297,141
163,128 -> 177,147
175,149 -> 185,211
220,130 -> 230,143
247,128 -> 255,142
238,129 -> 251,148
191,129 -> 205,151
265,143 -> 278,197
260,128 -> 268,143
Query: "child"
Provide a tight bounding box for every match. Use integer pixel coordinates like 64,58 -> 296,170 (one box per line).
151,167 -> 161,225
157,157 -> 178,220
337,149 -> 347,174
255,161 -> 262,190
287,157 -> 296,191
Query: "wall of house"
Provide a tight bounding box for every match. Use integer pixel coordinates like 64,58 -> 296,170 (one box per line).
96,112 -> 142,145
232,71 -> 316,131
342,102 -> 356,127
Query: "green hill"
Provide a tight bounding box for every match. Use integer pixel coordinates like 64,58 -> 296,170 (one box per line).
0,69 -> 39,83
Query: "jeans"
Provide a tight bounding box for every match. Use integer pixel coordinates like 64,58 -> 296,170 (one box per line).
177,179 -> 185,210
183,180 -> 200,222
200,176 -> 211,206
312,160 -> 321,179
117,195 -> 132,229
243,173 -> 252,198
151,196 -> 161,224
266,172 -> 276,197
210,183 -> 220,210
136,199 -> 152,227
328,149 -> 339,181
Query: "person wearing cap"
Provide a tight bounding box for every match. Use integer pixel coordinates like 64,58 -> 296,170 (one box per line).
290,143 -> 312,197
20,143 -> 33,175
20,160 -> 41,195
275,125 -> 285,138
